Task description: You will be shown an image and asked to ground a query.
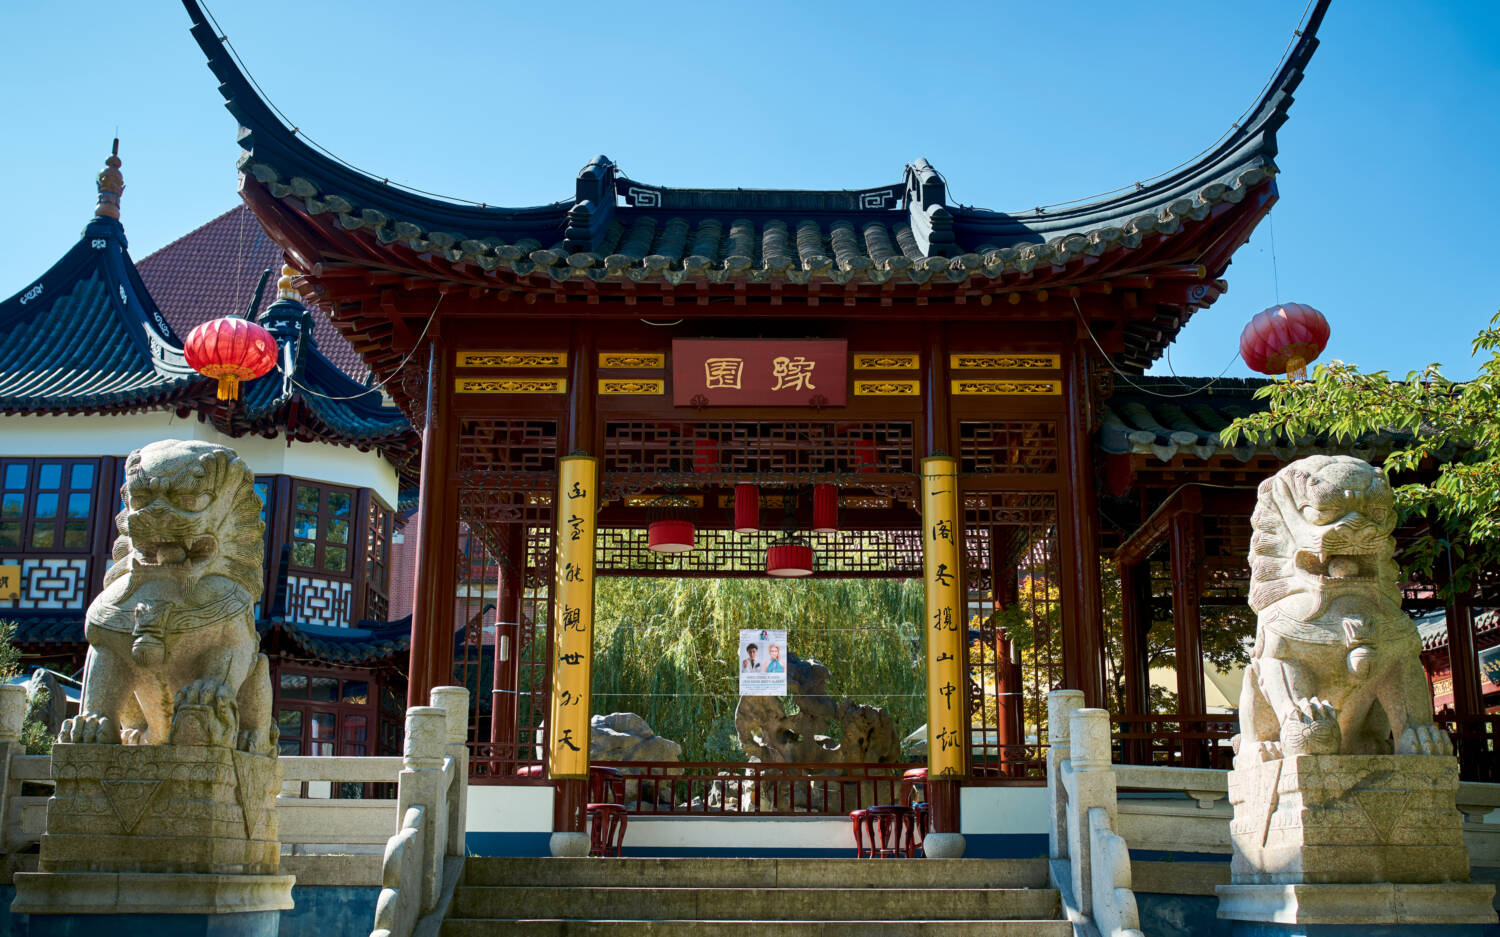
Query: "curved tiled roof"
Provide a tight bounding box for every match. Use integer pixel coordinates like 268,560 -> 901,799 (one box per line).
1102,376 -> 1429,464
262,615 -> 411,665
0,215 -> 198,412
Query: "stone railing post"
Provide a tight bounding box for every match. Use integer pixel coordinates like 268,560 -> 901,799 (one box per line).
0,684 -> 26,852
429,685 -> 470,858
1067,707 -> 1117,918
399,706 -> 448,913
1047,689 -> 1084,860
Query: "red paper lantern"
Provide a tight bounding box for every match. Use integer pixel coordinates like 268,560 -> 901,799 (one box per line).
1239,303 -> 1330,380
693,439 -> 717,473
734,484 -> 760,533
647,519 -> 696,554
766,543 -> 814,578
812,484 -> 839,533
184,316 -> 277,401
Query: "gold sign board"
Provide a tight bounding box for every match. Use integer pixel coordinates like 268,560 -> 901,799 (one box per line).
456,351 -> 567,368
0,565 -> 19,601
548,456 -> 598,779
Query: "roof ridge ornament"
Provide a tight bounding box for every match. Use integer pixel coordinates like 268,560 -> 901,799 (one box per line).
95,138 -> 124,220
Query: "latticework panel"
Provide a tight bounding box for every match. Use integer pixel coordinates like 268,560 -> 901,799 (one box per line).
457,419 -> 559,477
603,421 -> 915,480
594,526 -> 923,577
959,422 -> 1060,475
963,492 -> 1061,771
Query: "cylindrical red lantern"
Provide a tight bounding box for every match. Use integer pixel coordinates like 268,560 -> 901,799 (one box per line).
766,543 -> 814,578
812,484 -> 838,533
647,519 -> 696,554
693,439 -> 717,473
184,316 -> 277,401
734,484 -> 760,533
1239,302 -> 1330,380
853,438 -> 877,474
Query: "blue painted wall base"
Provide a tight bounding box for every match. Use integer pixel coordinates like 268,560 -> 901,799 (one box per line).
20,910 -> 279,937
1229,923 -> 1500,937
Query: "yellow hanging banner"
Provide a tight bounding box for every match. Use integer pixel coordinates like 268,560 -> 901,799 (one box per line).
547,456 -> 598,779
921,456 -> 966,778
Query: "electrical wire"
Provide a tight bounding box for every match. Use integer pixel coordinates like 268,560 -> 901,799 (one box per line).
1073,298 -> 1242,399
287,292 -> 444,402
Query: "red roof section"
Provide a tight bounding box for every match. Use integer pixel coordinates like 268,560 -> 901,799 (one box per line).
136,204 -> 369,379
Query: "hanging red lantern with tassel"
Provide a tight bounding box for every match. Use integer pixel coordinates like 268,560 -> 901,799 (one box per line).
766,543 -> 814,578
1239,302 -> 1330,380
734,484 -> 760,533
812,484 -> 839,533
184,316 -> 277,401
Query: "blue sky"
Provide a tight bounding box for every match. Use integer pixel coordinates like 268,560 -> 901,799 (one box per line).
1,1 -> 1496,379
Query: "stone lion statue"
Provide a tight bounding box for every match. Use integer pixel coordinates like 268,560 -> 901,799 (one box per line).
58,440 -> 275,755
1236,455 -> 1450,768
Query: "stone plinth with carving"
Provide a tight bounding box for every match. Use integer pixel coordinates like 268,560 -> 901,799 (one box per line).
1229,754 -> 1468,885
11,441 -> 292,934
1217,457 -> 1495,931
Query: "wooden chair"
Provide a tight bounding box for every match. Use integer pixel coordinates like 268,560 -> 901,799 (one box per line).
857,805 -> 917,858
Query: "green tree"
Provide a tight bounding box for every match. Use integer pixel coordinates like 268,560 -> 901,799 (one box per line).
0,622 -> 55,754
1221,311 -> 1500,590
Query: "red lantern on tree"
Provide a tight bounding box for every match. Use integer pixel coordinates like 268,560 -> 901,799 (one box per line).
1239,303 -> 1330,381
184,316 -> 277,401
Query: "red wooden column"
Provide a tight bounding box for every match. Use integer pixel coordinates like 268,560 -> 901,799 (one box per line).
993,569 -> 1026,773
553,330 -> 596,837
1060,343 -> 1106,707
1169,507 -> 1208,767
1118,559 -> 1152,765
1442,554 -> 1483,777
489,524 -> 525,769
409,337 -> 459,709
921,326 -> 961,836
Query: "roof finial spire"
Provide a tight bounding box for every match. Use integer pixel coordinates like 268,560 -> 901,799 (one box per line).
276,264 -> 302,301
95,138 -> 124,219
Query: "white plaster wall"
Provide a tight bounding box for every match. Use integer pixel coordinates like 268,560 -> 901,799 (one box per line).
467,785 -> 555,833
959,785 -> 1050,835
0,412 -> 398,508
622,817 -> 848,850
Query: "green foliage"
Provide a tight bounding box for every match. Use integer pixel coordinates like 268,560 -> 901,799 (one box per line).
0,621 -> 54,754
1221,311 -> 1500,590
590,578 -> 926,760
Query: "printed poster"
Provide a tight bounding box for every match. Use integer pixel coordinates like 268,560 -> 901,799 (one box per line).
738,628 -> 788,696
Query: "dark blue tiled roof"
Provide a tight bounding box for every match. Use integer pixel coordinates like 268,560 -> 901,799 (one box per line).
0,215 -> 198,412
261,615 -> 411,665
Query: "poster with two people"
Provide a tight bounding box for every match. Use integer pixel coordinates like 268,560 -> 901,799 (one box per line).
738,628 -> 788,696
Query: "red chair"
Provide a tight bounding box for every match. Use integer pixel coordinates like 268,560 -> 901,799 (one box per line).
912,801 -> 930,854
586,766 -> 627,857
900,767 -> 927,806
849,808 -> 870,858
857,805 -> 917,858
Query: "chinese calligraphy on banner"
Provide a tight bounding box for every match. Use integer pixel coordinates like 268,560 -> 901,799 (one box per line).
671,339 -> 848,406
548,456 -> 597,778
738,628 -> 789,696
921,456 -> 966,778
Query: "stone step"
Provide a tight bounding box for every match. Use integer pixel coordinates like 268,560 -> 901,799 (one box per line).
461,857 -> 1050,890
451,885 -> 1061,922
440,919 -> 1074,937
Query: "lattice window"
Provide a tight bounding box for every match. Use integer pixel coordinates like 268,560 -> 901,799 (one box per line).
291,483 -> 357,577
457,419 -> 559,478
964,491 -> 1060,775
0,556 -> 90,611
364,499 -> 393,622
0,459 -> 98,553
602,421 -> 915,482
959,422 -> 1059,475
285,575 -> 354,628
593,527 -> 924,577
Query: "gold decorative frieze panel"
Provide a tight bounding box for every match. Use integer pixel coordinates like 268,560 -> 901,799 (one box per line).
625,494 -> 704,508
456,351 -> 568,368
950,379 -> 1061,396
949,354 -> 1061,371
598,353 -> 666,369
854,380 -> 921,396
455,378 -> 568,394
853,353 -> 919,370
598,379 -> 665,396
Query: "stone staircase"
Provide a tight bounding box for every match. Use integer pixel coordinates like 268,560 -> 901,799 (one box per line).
439,856 -> 1070,935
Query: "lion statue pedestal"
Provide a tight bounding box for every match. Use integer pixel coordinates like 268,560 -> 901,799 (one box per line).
11,441 -> 293,935
1215,456 -> 1493,933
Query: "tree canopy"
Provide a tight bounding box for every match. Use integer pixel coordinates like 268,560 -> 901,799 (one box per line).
1220,311 -> 1500,591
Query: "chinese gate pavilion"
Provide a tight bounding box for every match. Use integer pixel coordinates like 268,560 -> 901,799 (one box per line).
184,0 -> 1335,843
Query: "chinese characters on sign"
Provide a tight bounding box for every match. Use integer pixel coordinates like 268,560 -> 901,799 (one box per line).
921,457 -> 965,778
739,628 -> 789,697
548,456 -> 597,779
0,565 -> 19,601
672,339 -> 848,406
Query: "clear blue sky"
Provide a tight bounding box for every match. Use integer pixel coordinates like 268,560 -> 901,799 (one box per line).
1,1 -> 1496,379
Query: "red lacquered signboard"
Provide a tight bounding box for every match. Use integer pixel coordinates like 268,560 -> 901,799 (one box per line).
672,339 -> 847,407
